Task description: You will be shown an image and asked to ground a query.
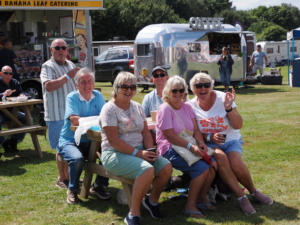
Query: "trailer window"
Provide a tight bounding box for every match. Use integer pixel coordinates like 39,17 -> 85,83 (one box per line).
137,44 -> 151,56
267,48 -> 273,54
290,47 -> 297,52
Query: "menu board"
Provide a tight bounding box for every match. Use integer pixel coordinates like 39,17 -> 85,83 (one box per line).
15,49 -> 43,79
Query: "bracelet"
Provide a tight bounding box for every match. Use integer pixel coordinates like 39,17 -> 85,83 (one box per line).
131,148 -> 138,156
207,134 -> 211,142
187,143 -> 192,150
225,107 -> 233,113
65,74 -> 71,80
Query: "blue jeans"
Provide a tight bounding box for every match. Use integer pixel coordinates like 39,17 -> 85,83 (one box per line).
56,141 -> 109,192
0,112 -> 27,144
220,68 -> 231,86
46,120 -> 64,149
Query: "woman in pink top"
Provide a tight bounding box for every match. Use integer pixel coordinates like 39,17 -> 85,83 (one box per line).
156,75 -> 217,219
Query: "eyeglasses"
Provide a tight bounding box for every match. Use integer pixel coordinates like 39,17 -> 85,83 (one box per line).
2,71 -> 13,75
171,88 -> 185,94
118,84 -> 137,91
52,46 -> 67,51
194,83 -> 211,89
153,73 -> 166,78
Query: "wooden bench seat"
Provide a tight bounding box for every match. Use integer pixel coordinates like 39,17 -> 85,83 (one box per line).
0,125 -> 48,136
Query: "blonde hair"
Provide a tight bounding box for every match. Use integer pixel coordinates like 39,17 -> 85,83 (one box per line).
162,75 -> 188,102
190,73 -> 215,93
112,71 -> 137,97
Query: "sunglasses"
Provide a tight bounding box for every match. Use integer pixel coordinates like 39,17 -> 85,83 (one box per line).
194,83 -> 211,89
2,71 -> 13,75
171,88 -> 185,94
52,46 -> 67,51
153,73 -> 166,78
118,84 -> 137,91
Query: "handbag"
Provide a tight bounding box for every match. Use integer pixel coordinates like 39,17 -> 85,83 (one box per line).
167,104 -> 214,166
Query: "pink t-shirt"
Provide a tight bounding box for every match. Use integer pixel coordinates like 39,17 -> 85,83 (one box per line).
156,102 -> 195,156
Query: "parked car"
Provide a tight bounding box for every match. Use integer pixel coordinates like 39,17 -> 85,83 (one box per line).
94,46 -> 134,83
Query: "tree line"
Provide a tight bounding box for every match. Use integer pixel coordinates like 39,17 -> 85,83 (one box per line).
91,0 -> 300,42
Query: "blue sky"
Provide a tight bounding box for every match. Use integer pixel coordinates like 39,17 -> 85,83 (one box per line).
230,0 -> 300,10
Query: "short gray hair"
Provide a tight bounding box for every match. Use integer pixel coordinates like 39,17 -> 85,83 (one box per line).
74,67 -> 95,85
112,71 -> 137,97
162,75 -> 188,102
190,73 -> 214,92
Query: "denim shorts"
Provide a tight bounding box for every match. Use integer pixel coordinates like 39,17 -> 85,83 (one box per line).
46,120 -> 64,149
101,145 -> 170,180
163,148 -> 213,180
206,137 -> 244,155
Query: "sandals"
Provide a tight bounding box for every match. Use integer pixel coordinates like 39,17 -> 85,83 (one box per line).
182,208 -> 204,218
196,202 -> 216,210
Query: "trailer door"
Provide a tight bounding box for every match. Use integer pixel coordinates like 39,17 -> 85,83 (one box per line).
135,43 -> 153,81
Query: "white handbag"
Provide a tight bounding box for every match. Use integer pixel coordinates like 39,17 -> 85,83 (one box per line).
167,105 -> 214,166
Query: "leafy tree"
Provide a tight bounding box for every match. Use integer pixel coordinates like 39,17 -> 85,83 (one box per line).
165,0 -> 210,20
203,0 -> 234,16
259,25 -> 287,41
216,9 -> 253,30
91,0 -> 184,41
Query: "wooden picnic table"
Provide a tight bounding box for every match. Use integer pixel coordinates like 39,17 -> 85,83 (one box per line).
0,99 -> 47,158
71,117 -> 156,209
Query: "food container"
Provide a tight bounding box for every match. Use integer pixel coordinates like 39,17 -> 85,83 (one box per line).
17,96 -> 28,102
6,97 -> 18,102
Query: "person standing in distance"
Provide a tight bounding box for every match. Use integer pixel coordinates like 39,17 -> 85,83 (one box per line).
40,39 -> 80,189
0,39 -> 22,81
249,45 -> 268,76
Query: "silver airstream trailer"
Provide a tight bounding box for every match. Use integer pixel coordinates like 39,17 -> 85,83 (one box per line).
134,18 -> 256,90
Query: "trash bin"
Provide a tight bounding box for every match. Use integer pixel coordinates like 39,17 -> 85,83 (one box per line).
291,60 -> 300,87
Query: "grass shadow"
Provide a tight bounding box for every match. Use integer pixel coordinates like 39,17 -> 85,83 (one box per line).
0,150 -> 55,176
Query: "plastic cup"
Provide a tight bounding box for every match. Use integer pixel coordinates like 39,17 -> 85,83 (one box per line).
150,111 -> 157,122
147,148 -> 157,160
220,132 -> 227,143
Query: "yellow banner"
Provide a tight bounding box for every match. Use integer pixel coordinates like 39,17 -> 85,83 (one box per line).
0,1 -> 102,9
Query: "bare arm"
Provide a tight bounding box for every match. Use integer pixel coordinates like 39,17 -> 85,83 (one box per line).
141,121 -> 154,150
249,55 -> 254,66
44,67 -> 80,92
224,89 -> 243,129
103,125 -> 156,161
162,125 -> 206,157
264,55 -> 268,66
69,115 -> 81,126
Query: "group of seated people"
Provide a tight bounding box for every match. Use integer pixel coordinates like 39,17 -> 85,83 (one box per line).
0,65 -> 28,158
52,66 -> 273,225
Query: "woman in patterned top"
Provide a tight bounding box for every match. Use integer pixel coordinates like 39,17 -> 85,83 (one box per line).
99,72 -> 172,225
189,72 -> 273,214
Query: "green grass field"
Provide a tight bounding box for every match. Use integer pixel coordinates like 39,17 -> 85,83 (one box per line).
0,66 -> 300,225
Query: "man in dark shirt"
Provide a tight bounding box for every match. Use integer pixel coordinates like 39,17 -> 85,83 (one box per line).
0,66 -> 27,153
0,39 -> 22,81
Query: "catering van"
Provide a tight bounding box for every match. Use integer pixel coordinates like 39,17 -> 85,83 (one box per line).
134,17 -> 256,90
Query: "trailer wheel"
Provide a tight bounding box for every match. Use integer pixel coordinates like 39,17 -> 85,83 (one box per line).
22,82 -> 42,99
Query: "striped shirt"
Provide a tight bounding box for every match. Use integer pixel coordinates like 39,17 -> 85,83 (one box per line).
40,57 -> 76,121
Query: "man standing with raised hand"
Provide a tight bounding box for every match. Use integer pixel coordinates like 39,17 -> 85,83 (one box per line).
40,39 -> 80,189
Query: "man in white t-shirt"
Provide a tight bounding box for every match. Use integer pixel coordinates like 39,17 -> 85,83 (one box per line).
249,45 -> 268,76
